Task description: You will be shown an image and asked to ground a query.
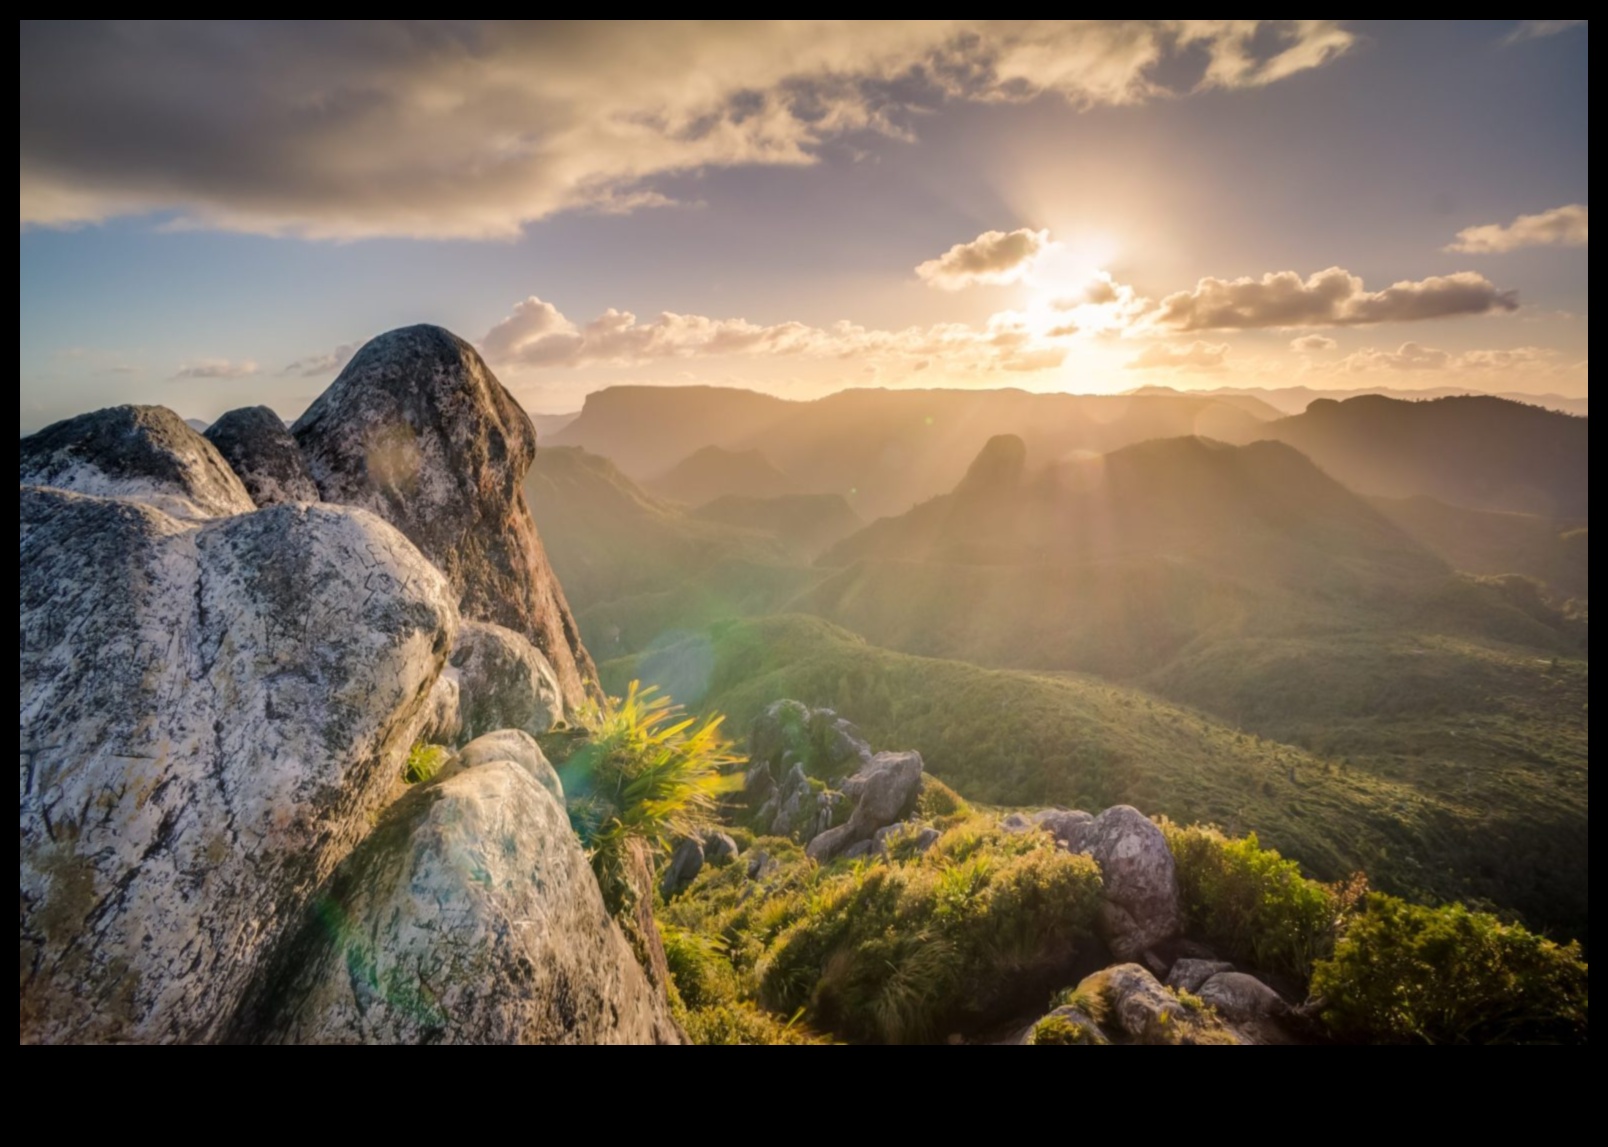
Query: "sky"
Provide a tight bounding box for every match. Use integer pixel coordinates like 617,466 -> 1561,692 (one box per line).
19,20 -> 1589,429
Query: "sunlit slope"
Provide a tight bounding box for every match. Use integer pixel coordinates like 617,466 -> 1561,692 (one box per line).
524,445 -> 784,611
651,445 -> 796,505
601,614 -> 1584,939
1372,494 -> 1587,601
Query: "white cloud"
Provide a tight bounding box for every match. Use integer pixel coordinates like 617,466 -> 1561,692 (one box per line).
20,21 -> 1354,239
916,228 -> 1052,289
482,295 -> 1069,374
281,342 -> 359,378
1151,267 -> 1518,330
1503,20 -> 1587,45
1125,340 -> 1229,370
174,357 -> 258,379
1290,334 -> 1337,352
1446,204 -> 1588,253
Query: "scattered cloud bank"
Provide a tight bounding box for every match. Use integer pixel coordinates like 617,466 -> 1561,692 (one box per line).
1446,204 -> 1588,253
917,228 -> 1052,289
1151,267 -> 1518,330
21,21 -> 1353,239
281,343 -> 359,378
1126,341 -> 1229,370
481,295 -> 1078,374
1289,334 -> 1337,353
174,358 -> 258,379
1503,20 -> 1587,45
1335,342 -> 1559,373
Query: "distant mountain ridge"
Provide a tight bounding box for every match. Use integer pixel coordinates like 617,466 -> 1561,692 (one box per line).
1129,383 -> 1588,418
1242,394 -> 1587,518
552,384 -> 1278,519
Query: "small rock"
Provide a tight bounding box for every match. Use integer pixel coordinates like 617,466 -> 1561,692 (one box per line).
1197,972 -> 1288,1020
661,837 -> 705,897
1083,806 -> 1181,961
807,750 -> 924,861
458,729 -> 563,806
746,850 -> 779,880
1000,812 -> 1034,833
1034,808 -> 1095,852
1167,959 -> 1236,994
702,832 -> 739,865
450,620 -> 565,742
1027,1005 -> 1110,1045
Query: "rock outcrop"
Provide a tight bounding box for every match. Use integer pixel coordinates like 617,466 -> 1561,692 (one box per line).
1167,958 -> 1236,994
21,404 -> 254,520
1081,805 -> 1182,961
203,405 -> 320,507
661,837 -> 705,897
20,488 -> 457,1043
449,620 -> 564,742
238,760 -> 680,1044
1196,971 -> 1288,1020
806,751 -> 924,861
292,325 -> 596,708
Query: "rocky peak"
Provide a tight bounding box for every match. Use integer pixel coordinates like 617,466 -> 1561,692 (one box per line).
292,325 -> 597,708
21,404 -> 254,520
204,405 -> 320,507
955,433 -> 1027,496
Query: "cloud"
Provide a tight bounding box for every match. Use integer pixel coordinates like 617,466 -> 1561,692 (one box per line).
174,357 -> 258,379
1125,340 -> 1229,370
281,342 -> 359,378
1290,334 -> 1337,352
1503,20 -> 1587,45
916,228 -> 1052,289
1336,342 -> 1557,373
482,295 -> 1069,374
1151,267 -> 1518,331
1446,204 -> 1588,253
20,21 -> 1353,239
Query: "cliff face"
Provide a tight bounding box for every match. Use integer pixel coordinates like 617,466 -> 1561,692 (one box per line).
19,326 -> 675,1045
294,324 -> 598,708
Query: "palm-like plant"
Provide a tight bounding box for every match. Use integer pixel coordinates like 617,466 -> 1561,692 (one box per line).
565,681 -> 743,911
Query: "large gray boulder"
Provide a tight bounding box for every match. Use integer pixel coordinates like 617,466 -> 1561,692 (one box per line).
20,488 -> 457,1043
21,404 -> 254,519
292,325 -> 596,708
1083,805 -> 1181,961
204,405 -> 320,507
450,619 -> 565,741
806,750 -> 924,861
237,760 -> 680,1044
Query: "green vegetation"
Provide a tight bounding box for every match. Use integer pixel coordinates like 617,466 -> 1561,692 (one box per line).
1312,895 -> 1589,1045
401,742 -> 451,785
659,817 -> 1103,1044
562,681 -> 742,912
1161,820 -> 1363,983
1027,1011 -> 1103,1045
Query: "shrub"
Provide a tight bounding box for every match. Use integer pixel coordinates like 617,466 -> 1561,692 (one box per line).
660,923 -> 740,1011
401,743 -> 451,785
681,1001 -> 823,1045
914,775 -> 970,821
1311,893 -> 1588,1044
564,680 -> 743,912
758,833 -> 1103,1043
1160,818 -> 1354,983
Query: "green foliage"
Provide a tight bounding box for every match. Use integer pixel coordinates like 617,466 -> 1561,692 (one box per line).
401,743 -> 451,785
914,775 -> 970,822
1028,1012 -> 1101,1045
1311,893 -> 1589,1045
1160,819 -> 1356,983
660,923 -> 740,1011
564,680 -> 742,912
607,614 -> 1588,945
681,1001 -> 824,1045
757,828 -> 1104,1043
